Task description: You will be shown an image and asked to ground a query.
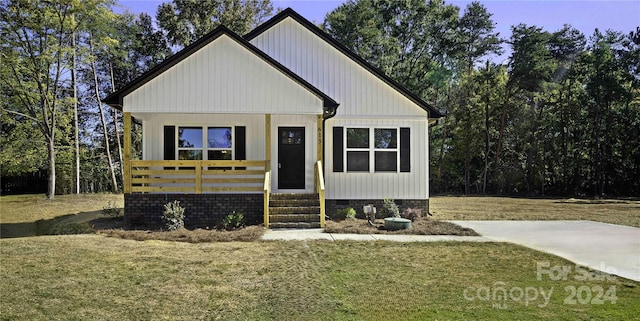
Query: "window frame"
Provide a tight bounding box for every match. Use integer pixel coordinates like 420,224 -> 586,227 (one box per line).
345,127 -> 370,172
177,127 -> 204,160
175,126 -> 235,161
344,127 -> 400,173
206,127 -> 233,161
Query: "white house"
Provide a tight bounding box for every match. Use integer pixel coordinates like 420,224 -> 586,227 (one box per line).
103,8 -> 443,228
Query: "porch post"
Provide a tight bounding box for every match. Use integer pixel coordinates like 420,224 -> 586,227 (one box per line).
317,114 -> 323,163
264,114 -> 271,228
265,114 -> 271,169
123,112 -> 132,194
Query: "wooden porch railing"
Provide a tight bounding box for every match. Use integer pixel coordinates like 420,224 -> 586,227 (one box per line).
315,160 -> 326,228
127,160 -> 267,193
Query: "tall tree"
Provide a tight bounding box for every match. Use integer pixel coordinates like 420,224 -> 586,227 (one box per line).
499,24 -> 553,194
1,0 -> 80,198
109,12 -> 170,85
545,25 -> 586,194
476,61 -> 507,193
88,33 -> 119,192
584,29 -> 628,196
156,0 -> 273,48
71,28 -> 80,193
323,0 -> 460,102
452,1 -> 503,194
457,1 -> 502,74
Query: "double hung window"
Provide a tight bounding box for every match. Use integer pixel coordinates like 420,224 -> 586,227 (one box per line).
345,128 -> 398,172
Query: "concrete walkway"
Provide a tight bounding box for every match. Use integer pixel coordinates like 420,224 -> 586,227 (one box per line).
261,228 -> 491,242
451,220 -> 640,282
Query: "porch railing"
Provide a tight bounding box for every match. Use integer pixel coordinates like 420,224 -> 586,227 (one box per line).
315,160 -> 326,228
127,160 -> 267,194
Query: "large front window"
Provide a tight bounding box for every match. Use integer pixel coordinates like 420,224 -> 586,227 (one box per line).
177,126 -> 233,160
346,127 -> 398,172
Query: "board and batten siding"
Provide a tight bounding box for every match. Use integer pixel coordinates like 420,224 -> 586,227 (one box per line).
324,118 -> 429,200
122,35 -> 323,115
249,17 -> 428,118
250,16 -> 431,200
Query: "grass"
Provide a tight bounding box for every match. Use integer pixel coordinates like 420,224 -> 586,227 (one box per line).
325,218 -> 479,236
0,193 -> 124,224
0,194 -> 263,242
1,193 -> 639,319
430,196 -> 640,227
0,193 -> 124,238
1,236 -> 638,320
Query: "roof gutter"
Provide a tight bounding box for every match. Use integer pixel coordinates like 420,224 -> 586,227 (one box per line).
321,104 -> 339,175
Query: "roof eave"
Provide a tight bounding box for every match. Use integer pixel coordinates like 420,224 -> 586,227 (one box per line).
102,94 -> 122,110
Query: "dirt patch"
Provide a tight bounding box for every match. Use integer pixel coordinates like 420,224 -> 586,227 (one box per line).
324,218 -> 479,236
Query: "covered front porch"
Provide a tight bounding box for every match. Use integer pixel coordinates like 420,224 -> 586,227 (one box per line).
121,112 -> 326,228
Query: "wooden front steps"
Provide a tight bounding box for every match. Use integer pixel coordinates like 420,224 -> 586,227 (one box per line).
269,193 -> 321,228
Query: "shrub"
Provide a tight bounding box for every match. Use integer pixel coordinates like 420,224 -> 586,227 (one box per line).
162,200 -> 185,230
401,208 -> 423,221
335,207 -> 356,220
222,211 -> 244,230
102,201 -> 123,218
380,197 -> 400,218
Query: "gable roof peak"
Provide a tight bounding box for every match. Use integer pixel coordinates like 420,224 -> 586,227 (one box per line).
102,21 -> 338,110
245,8 -> 444,118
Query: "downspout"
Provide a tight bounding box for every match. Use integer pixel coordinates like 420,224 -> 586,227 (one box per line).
321,105 -> 339,175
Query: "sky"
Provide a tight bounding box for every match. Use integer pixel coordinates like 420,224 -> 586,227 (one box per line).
117,0 -> 640,63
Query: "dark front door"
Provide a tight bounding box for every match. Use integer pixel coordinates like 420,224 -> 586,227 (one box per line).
278,127 -> 305,189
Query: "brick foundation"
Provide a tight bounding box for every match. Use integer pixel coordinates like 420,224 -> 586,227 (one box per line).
325,199 -> 429,219
124,193 -> 263,228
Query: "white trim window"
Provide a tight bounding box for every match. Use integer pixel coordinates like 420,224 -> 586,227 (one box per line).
177,126 -> 233,160
206,127 -> 233,161
373,128 -> 398,172
345,127 -> 398,172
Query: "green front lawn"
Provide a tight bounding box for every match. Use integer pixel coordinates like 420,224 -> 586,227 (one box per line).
1,236 -> 638,320
1,193 -> 638,319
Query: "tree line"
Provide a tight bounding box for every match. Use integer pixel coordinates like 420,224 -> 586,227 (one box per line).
324,0 -> 639,197
1,0 -> 272,198
1,0 -> 638,198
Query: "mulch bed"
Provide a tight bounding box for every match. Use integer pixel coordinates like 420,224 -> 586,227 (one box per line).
97,225 -> 265,243
89,217 -> 264,243
90,217 -> 477,242
324,218 -> 479,236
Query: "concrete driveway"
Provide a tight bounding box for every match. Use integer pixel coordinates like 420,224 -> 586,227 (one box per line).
450,220 -> 640,282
